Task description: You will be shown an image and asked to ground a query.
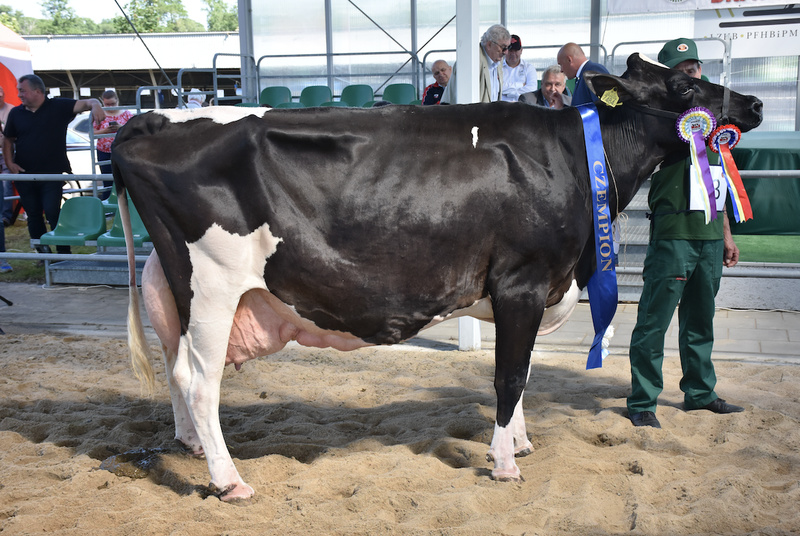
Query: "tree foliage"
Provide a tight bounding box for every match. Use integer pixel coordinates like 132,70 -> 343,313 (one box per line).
204,0 -> 237,32
36,0 -> 103,34
1,0 -> 221,35
0,4 -> 37,34
113,0 -> 204,33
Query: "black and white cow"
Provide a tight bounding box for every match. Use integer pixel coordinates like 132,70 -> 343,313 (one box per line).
112,54 -> 762,501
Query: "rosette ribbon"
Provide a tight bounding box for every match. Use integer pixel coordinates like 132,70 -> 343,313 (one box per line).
579,104 -> 617,370
676,107 -> 717,223
708,124 -> 753,223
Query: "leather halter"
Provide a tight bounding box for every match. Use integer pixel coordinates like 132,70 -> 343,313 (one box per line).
621,84 -> 732,125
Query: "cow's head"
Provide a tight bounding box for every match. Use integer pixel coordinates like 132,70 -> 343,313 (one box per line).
585,53 -> 762,134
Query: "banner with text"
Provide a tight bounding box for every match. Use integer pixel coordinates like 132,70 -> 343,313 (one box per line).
695,6 -> 800,57
608,0 -> 792,14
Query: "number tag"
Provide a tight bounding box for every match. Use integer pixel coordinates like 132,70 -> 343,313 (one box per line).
689,165 -> 727,212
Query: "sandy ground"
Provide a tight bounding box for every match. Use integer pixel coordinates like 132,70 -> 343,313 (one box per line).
0,331 -> 799,535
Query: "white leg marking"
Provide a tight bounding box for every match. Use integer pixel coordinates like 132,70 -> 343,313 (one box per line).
487,423 -> 521,481
511,361 -> 533,456
173,222 -> 282,500
487,361 -> 532,480
471,126 -> 479,148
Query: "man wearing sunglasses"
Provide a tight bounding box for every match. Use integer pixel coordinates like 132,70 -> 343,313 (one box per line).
441,24 -> 511,104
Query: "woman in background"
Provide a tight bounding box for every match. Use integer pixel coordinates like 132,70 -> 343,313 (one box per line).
94,89 -> 133,200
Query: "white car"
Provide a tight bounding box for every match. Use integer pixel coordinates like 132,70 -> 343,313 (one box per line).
64,126 -> 101,197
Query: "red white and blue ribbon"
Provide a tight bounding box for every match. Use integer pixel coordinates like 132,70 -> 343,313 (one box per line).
579,104 -> 617,370
677,107 -> 717,224
708,124 -> 753,223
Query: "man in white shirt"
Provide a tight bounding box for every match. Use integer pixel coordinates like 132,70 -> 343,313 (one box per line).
440,24 -> 510,104
501,35 -> 538,102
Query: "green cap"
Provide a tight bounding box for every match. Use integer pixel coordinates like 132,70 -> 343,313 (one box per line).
658,38 -> 702,69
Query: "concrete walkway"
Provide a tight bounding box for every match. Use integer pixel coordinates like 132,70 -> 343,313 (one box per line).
1,282 -> 798,365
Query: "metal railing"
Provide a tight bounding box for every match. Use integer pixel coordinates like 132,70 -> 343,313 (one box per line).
255,50 -> 420,100
215,53 -> 257,105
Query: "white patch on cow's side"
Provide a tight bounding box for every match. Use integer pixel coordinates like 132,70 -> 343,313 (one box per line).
185,223 -> 368,355
186,222 -> 283,330
154,106 -> 269,125
471,126 -> 479,148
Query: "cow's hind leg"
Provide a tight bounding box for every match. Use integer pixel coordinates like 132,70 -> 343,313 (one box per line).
161,344 -> 204,456
486,283 -> 546,481
173,313 -> 255,501
172,222 -> 279,501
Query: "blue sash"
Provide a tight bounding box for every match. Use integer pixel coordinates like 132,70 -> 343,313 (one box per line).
579,104 -> 617,370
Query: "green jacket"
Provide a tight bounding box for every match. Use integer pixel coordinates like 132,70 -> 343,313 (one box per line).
648,154 -> 724,241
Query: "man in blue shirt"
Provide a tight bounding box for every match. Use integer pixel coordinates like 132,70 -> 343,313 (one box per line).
557,42 -> 609,106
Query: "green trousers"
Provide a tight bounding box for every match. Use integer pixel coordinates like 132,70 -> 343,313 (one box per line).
627,239 -> 723,414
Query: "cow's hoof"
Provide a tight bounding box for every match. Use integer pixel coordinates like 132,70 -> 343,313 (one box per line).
514,446 -> 533,458
209,482 -> 255,503
490,469 -> 524,482
175,439 -> 205,459
486,447 -> 532,462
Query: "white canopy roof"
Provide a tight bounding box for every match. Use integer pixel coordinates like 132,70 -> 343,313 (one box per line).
23,32 -> 242,71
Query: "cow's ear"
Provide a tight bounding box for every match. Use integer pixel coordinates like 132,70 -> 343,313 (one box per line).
585,72 -> 644,106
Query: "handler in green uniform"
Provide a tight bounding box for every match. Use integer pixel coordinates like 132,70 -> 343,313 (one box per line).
626,38 -> 745,429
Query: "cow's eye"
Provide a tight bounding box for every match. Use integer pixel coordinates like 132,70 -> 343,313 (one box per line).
679,85 -> 693,96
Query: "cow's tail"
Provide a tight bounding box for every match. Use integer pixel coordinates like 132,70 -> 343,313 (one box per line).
117,185 -> 157,396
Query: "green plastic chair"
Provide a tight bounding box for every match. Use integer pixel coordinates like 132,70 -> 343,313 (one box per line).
320,101 -> 348,107
275,102 -> 305,109
362,100 -> 378,108
235,102 -> 262,107
97,197 -> 150,247
40,196 -> 106,247
410,99 -> 422,105
299,85 -> 333,107
381,83 -> 417,104
340,84 -> 374,107
259,86 -> 292,107
102,188 -> 118,214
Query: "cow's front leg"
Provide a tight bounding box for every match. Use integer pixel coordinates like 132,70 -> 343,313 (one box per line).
486,287 -> 545,481
173,310 -> 254,502
486,362 -> 533,461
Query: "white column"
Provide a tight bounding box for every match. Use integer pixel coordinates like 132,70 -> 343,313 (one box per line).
458,317 -> 482,351
455,0 -> 482,350
454,0 -> 480,105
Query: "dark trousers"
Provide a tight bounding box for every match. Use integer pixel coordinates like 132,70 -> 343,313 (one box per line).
627,239 -> 723,414
15,179 -> 70,254
97,150 -> 113,200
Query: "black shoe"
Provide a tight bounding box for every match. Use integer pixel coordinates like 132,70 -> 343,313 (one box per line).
691,398 -> 744,414
629,411 -> 661,428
